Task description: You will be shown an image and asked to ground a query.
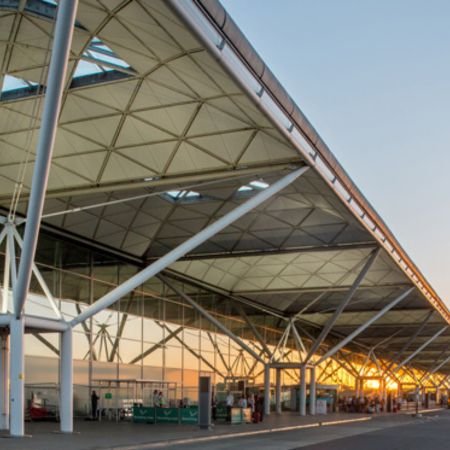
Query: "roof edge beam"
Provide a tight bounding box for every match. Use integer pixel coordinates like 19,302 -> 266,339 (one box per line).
14,0 -> 79,318
70,166 -> 308,327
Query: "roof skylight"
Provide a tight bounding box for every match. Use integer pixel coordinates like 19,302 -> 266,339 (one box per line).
165,190 -> 201,201
238,179 -> 270,193
250,180 -> 269,189
1,74 -> 42,100
1,37 -> 133,102
73,38 -> 132,79
2,75 -> 38,93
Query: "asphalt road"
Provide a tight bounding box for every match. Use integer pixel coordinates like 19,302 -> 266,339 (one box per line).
163,412 -> 450,450
298,413 -> 449,450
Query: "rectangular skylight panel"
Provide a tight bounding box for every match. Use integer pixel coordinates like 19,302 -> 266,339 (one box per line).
249,180 -> 269,189
167,190 -> 182,198
74,60 -> 104,77
185,191 -> 200,198
87,50 -> 131,69
1,75 -> 38,93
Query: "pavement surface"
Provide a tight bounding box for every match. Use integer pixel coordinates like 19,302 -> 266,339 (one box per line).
296,412 -> 450,450
160,410 -> 448,450
0,409 -> 447,450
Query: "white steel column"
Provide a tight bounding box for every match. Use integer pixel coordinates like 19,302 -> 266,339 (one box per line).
60,328 -> 73,433
309,366 -> 316,415
9,318 -> 24,436
299,364 -> 306,416
275,368 -> 281,414
264,364 -> 270,416
0,333 -> 9,430
13,0 -> 80,317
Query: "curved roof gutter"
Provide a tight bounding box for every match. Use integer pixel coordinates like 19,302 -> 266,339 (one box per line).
166,0 -> 450,323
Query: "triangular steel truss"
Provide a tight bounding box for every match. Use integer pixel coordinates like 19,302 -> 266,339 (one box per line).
0,218 -> 61,319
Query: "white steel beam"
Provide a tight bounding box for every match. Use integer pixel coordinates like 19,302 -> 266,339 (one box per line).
394,326 -> 449,372
305,248 -> 380,362
24,316 -> 69,332
316,287 -> 414,365
291,321 -> 307,355
14,0 -> 79,317
12,228 -> 62,319
386,310 -> 434,372
71,166 -> 308,327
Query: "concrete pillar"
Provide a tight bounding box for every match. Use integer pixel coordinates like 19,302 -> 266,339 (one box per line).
60,329 -> 73,432
275,368 -> 281,414
309,366 -> 316,415
299,364 -> 306,416
264,364 -> 270,416
0,333 -> 9,430
9,318 -> 24,436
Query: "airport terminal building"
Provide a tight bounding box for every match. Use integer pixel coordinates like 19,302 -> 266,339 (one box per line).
0,0 -> 449,436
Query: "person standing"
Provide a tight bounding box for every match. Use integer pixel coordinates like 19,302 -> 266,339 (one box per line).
153,389 -> 159,407
238,395 -> 247,408
211,393 -> 217,421
158,391 -> 165,407
91,390 -> 100,420
226,391 -> 234,422
248,394 -> 255,414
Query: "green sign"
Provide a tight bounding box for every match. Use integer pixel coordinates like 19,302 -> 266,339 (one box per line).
105,393 -> 112,399
155,407 -> 179,423
180,406 -> 198,424
216,404 -> 227,419
132,406 -> 155,423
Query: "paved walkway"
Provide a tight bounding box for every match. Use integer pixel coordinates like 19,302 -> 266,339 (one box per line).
0,409 -> 446,450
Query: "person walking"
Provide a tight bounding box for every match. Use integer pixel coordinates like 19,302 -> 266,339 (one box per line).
91,390 -> 100,420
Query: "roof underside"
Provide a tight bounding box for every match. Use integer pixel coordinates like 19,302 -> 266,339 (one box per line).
0,0 -> 449,373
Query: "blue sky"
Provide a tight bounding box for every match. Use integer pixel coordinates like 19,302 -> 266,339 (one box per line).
221,0 -> 450,305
